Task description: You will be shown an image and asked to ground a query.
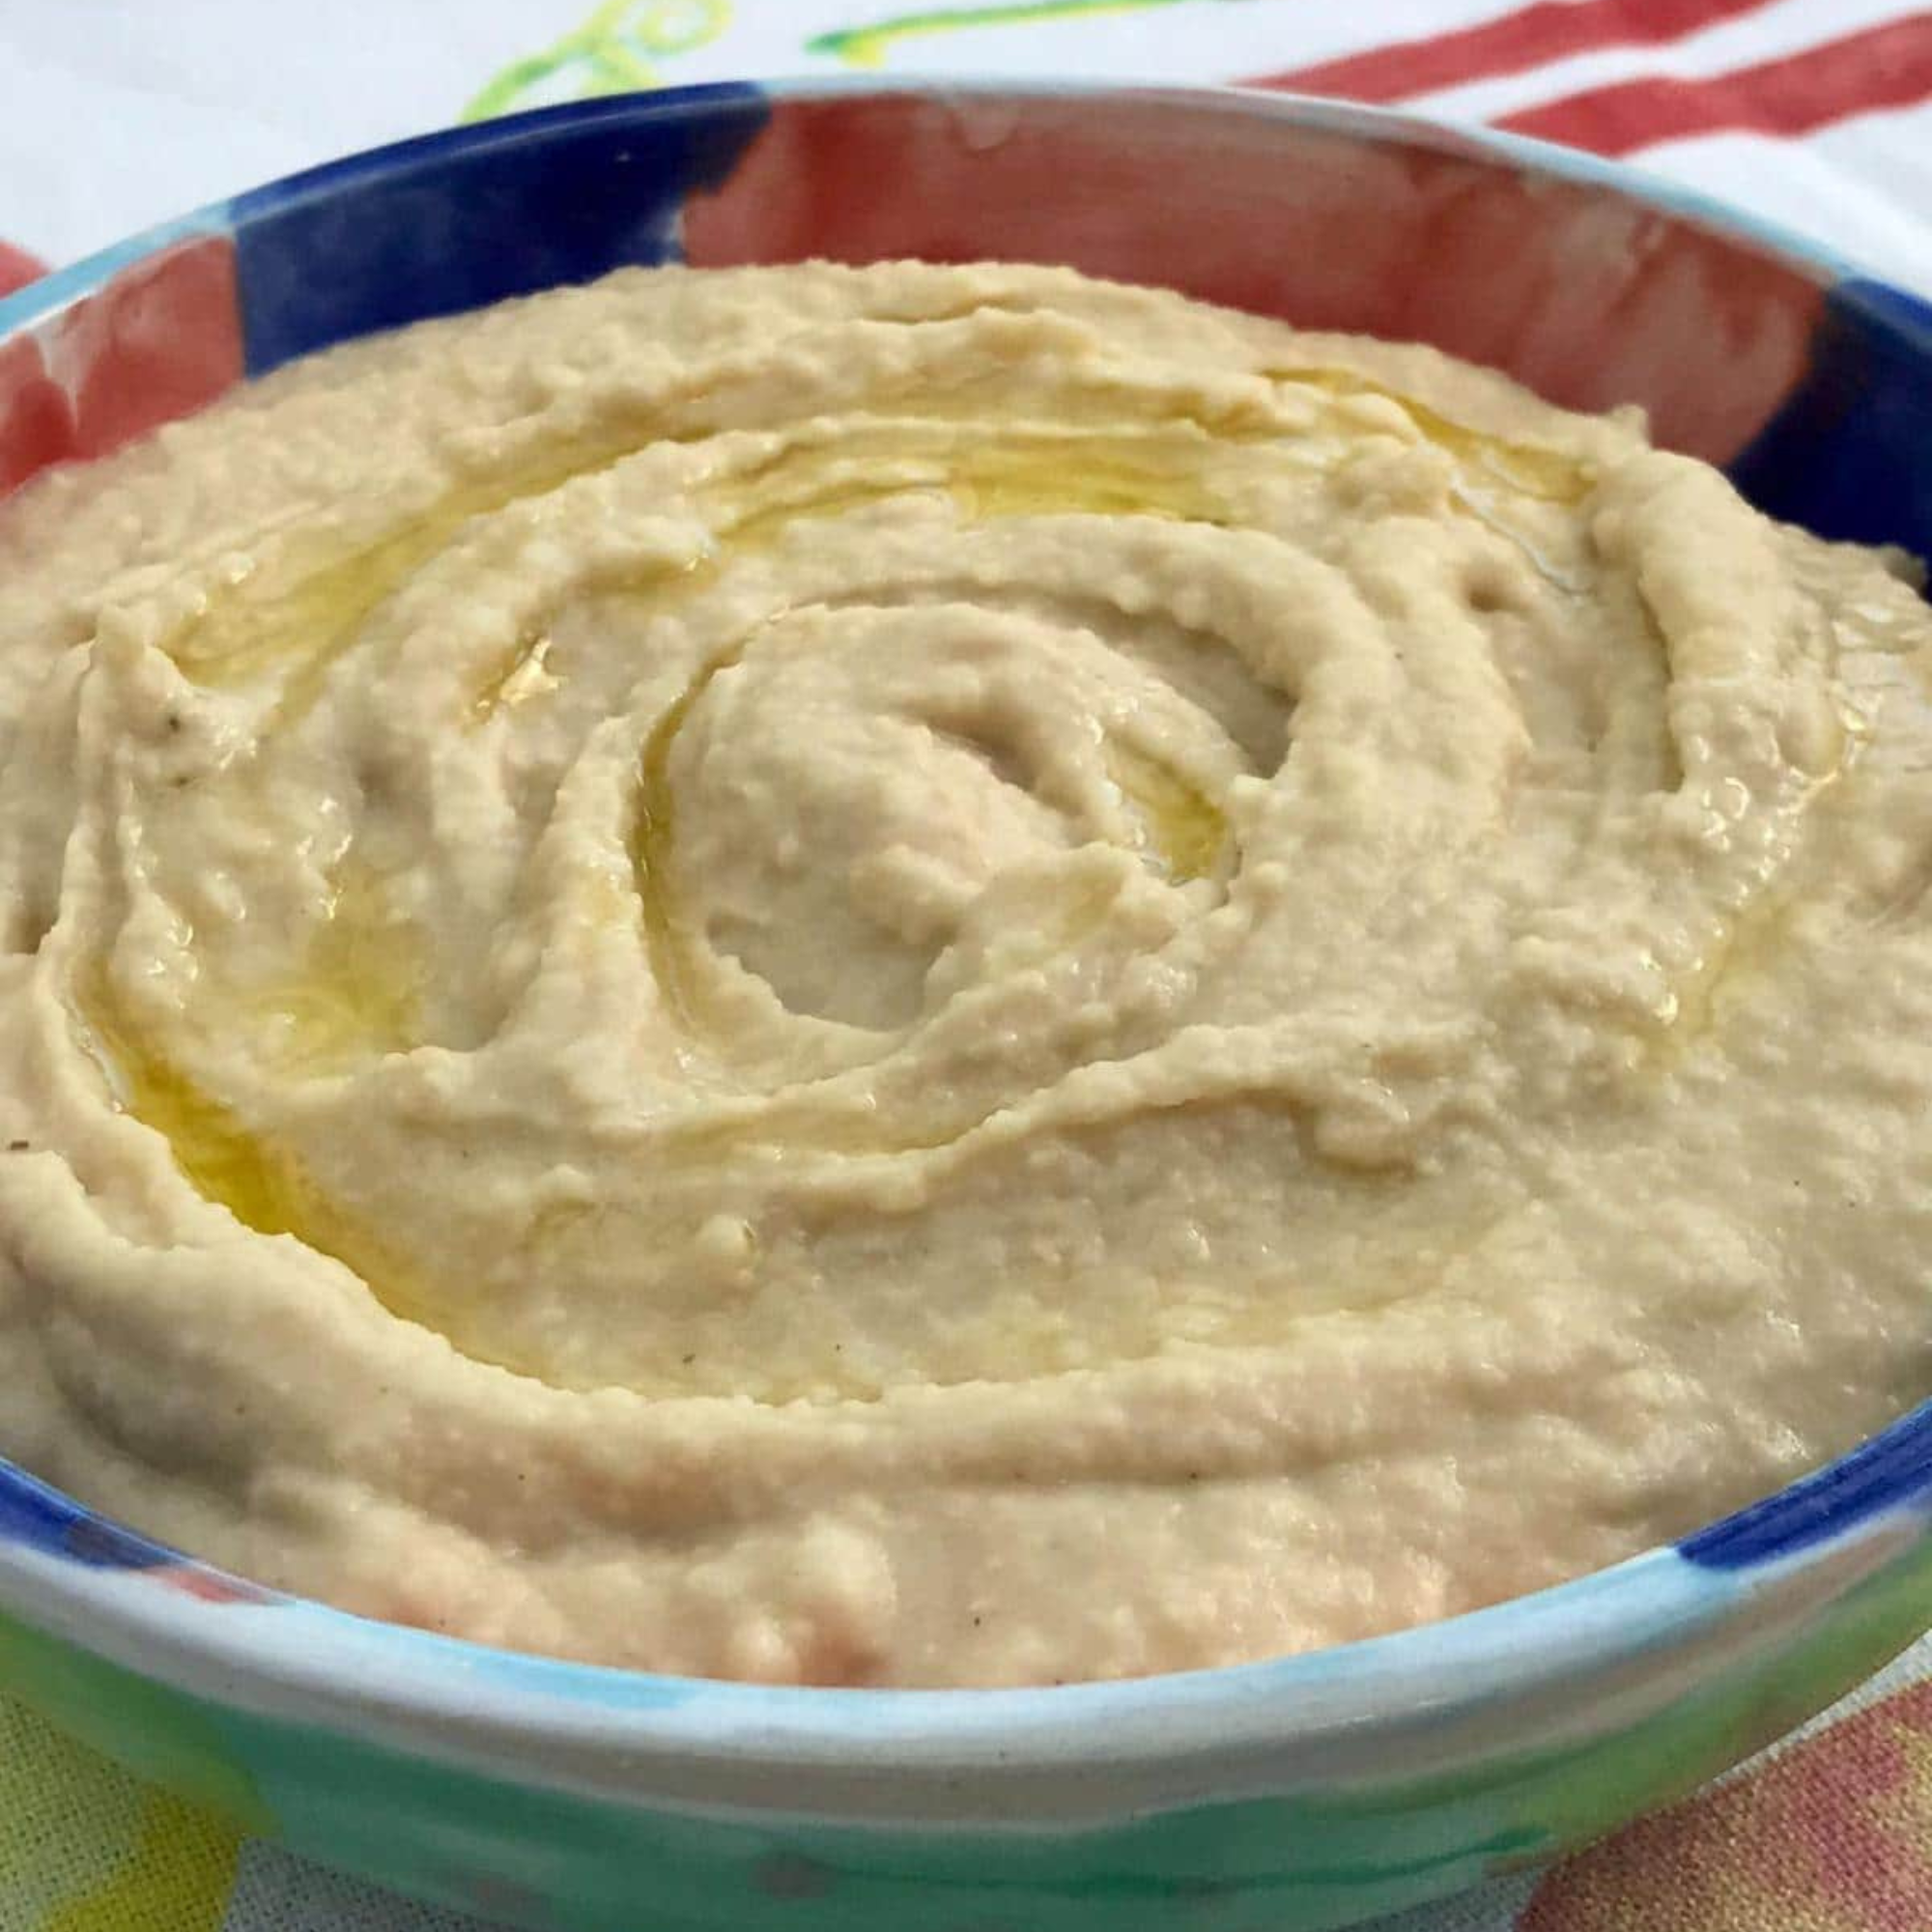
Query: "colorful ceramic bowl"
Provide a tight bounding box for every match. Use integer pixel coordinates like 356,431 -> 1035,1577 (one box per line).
2,79 -> 1930,1932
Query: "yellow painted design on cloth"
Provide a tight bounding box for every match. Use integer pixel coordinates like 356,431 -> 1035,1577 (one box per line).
463,0 -> 733,122
0,1699 -> 240,1932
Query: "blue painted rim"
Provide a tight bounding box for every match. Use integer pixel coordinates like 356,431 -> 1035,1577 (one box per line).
0,80 -> 1928,1775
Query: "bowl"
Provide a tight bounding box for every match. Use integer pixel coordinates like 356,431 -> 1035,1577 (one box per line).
2,77 -> 1931,1932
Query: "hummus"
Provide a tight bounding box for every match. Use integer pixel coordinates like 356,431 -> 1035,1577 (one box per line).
0,261 -> 1928,1687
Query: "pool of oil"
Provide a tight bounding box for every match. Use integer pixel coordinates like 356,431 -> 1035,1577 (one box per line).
1104,740 -> 1228,882
238,861 -> 426,1073
79,964 -> 424,1324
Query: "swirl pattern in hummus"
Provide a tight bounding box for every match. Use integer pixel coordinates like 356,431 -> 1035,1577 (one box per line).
0,263 -> 1928,1685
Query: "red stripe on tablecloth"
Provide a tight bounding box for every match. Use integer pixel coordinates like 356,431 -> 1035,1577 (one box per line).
1243,0 -> 1776,106
0,243 -> 44,297
1497,12 -> 1932,153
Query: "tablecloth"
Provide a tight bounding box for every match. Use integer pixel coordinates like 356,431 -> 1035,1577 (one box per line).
1,3 -> 1930,1928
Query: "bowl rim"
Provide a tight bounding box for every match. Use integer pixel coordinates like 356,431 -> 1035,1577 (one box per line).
0,75 -> 1928,1797
0,71 -> 1900,351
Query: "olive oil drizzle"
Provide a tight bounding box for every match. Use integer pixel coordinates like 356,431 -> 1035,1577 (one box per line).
85,372 -> 1589,1348
1267,366 -> 1593,504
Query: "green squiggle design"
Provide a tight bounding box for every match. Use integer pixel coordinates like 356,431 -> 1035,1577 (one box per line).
462,0 -> 733,124
809,0 -> 1236,69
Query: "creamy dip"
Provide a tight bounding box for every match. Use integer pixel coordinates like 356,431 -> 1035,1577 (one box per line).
0,262 -> 1926,1686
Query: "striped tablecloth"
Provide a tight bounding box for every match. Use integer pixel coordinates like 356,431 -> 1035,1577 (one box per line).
1,5 -> 1929,1929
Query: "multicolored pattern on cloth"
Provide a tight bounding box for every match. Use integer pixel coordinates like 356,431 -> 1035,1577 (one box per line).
5,1 -> 1931,288
1,4 -> 1930,1929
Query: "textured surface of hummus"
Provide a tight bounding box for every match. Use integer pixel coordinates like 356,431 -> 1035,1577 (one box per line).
0,262 -> 1928,1686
